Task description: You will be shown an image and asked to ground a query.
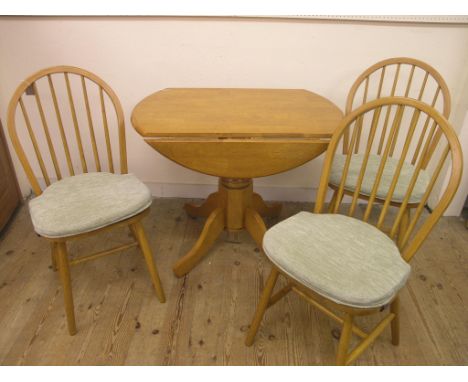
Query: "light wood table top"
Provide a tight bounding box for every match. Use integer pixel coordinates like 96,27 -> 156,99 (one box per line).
132,88 -> 343,277
131,88 -> 342,139
132,88 -> 343,179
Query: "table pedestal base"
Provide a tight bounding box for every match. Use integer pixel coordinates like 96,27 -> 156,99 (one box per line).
173,178 -> 282,277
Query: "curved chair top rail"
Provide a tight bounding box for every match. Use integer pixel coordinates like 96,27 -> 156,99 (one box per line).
342,58 -> 452,165
346,57 -> 451,117
7,66 -> 127,196
316,97 -> 463,263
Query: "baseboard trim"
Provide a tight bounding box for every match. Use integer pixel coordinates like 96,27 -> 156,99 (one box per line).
143,181 -> 321,202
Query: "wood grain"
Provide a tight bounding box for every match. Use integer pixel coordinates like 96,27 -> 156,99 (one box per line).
146,139 -> 328,179
131,88 -> 343,139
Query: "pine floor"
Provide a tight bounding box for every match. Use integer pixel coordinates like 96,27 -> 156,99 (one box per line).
0,198 -> 467,365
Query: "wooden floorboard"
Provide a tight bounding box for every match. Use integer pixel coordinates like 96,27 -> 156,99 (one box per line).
0,198 -> 466,365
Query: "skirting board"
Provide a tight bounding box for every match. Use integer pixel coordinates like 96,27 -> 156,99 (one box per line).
143,181 -> 460,217
143,181 -> 323,203
33,176 -> 322,202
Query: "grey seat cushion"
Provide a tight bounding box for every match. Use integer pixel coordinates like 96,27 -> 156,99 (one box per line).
263,212 -> 411,308
329,154 -> 429,203
29,172 -> 152,238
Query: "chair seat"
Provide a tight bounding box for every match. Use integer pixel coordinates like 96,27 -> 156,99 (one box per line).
29,172 -> 152,238
263,212 -> 411,308
329,154 -> 429,203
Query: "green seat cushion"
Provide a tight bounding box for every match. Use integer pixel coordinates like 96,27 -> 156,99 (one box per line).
29,172 -> 152,238
263,212 -> 410,308
329,154 -> 429,203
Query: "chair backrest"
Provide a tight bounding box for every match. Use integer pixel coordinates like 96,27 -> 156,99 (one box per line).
315,97 -> 463,262
7,66 -> 127,196
343,57 -> 451,157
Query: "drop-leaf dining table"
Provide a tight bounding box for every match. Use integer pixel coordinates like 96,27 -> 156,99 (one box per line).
131,88 -> 343,277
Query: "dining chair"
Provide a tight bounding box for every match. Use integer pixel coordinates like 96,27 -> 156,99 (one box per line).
245,97 -> 463,365
7,66 -> 166,335
330,58 -> 451,245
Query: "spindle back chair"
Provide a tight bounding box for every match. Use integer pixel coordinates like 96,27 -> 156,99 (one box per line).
7,66 -> 165,335
245,97 -> 463,365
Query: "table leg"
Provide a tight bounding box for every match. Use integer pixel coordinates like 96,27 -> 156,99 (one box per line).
173,207 -> 225,277
252,192 -> 282,218
175,178 -> 278,277
184,191 -> 222,218
244,207 -> 267,249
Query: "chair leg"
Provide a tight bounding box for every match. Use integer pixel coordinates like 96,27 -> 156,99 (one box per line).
50,242 -> 58,272
336,313 -> 354,365
56,241 -> 77,336
130,221 -> 166,303
245,267 -> 280,346
390,296 -> 400,346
